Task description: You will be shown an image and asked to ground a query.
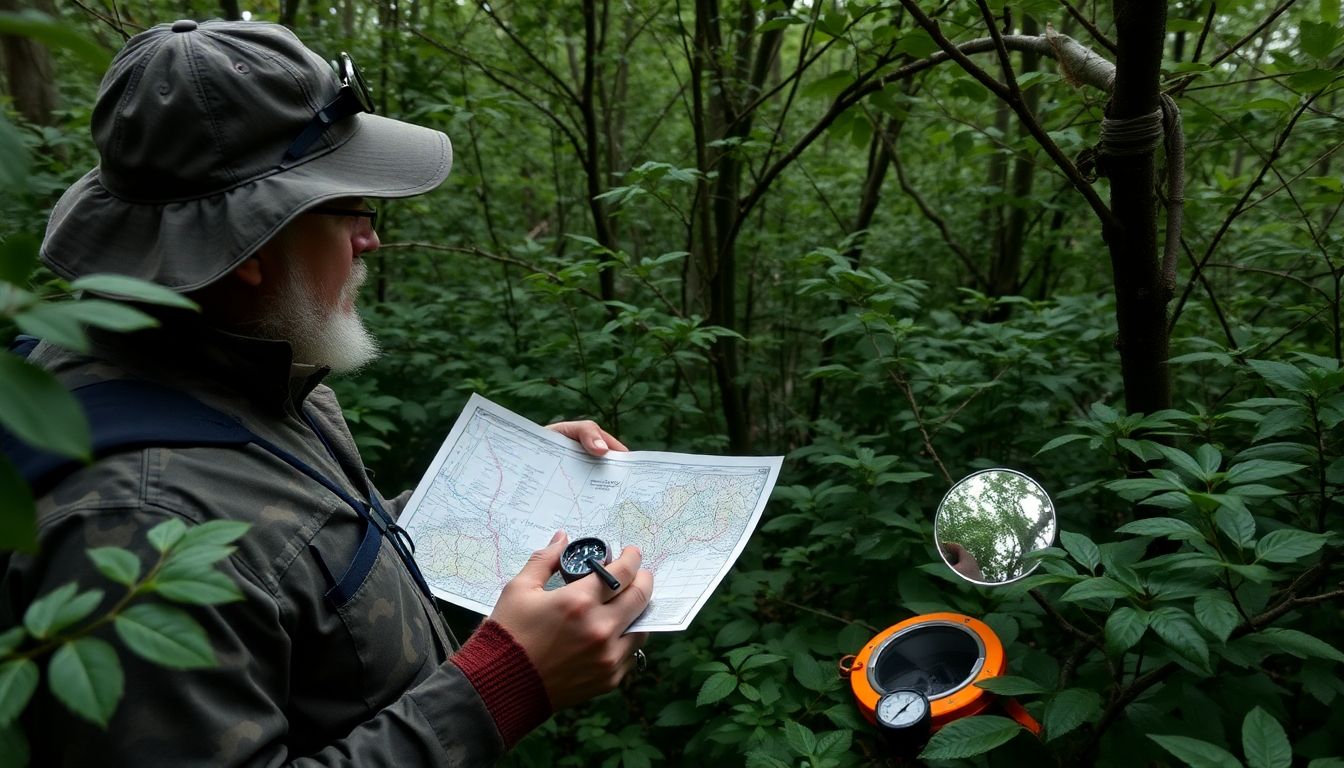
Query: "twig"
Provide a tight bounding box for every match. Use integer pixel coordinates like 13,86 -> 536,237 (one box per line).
1059,0 -> 1118,55
868,334 -> 952,484
889,151 -> 987,289
1167,0 -> 1299,96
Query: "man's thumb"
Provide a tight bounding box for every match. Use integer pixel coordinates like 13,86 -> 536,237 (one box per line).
517,530 -> 567,586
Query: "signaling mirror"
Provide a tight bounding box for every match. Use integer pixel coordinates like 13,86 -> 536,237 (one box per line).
934,468 -> 1056,586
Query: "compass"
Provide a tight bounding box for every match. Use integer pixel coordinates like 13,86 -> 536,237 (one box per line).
560,537 -> 620,589
875,689 -> 932,752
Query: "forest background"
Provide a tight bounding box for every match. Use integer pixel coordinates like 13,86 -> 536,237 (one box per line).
1,0 -> 1342,766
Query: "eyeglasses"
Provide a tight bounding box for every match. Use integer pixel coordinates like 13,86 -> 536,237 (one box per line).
308,203 -> 379,232
284,52 -> 375,162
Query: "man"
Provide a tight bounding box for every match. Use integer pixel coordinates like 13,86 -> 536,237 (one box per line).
1,19 -> 652,766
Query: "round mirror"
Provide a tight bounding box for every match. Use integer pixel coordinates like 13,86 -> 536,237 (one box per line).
934,468 -> 1056,586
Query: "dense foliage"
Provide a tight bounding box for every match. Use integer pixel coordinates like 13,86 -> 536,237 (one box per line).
2,1 -> 1341,766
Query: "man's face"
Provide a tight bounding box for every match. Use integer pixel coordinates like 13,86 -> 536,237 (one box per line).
255,198 -> 383,374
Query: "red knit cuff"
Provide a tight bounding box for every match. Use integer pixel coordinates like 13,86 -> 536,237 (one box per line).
449,620 -> 552,749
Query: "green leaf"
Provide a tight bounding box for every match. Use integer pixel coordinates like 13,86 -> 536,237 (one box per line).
1116,517 -> 1203,540
974,676 -> 1046,696
1148,734 -> 1245,768
920,715 -> 1022,759
152,570 -> 244,605
1195,444 -> 1223,476
1155,444 -> 1212,481
1060,531 -> 1101,573
0,627 -> 25,656
1300,20 -> 1339,59
0,660 -> 38,728
793,652 -> 829,692
174,520 -> 250,551
23,582 -> 76,639
86,548 -> 140,587
1224,460 -> 1306,485
158,545 -> 236,579
0,455 -> 37,552
0,353 -> 91,460
146,519 -> 187,553
1150,608 -> 1210,671
1247,360 -> 1310,393
1245,628 -> 1344,662
1036,434 -> 1089,454
714,617 -> 757,647
654,700 -> 699,727
21,301 -> 158,340
1324,0 -> 1341,25
1060,576 -> 1133,603
1242,707 -> 1291,768
1045,688 -> 1101,741
0,233 -> 39,285
1105,607 -> 1149,655
113,604 -> 216,669
737,653 -> 786,673
0,10 -> 112,70
47,638 -> 124,728
814,729 -> 852,757
1255,529 -> 1329,563
1215,507 -> 1256,548
1193,595 -> 1239,642
783,719 -> 817,756
696,672 -> 737,706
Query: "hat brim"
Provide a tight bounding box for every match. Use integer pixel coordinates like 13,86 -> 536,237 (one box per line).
41,112 -> 452,292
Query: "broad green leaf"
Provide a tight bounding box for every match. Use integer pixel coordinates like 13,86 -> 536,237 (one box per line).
0,10 -> 111,70
0,659 -> 38,727
1150,608 -> 1210,671
1148,734 -> 1244,768
695,672 -> 737,706
1105,607 -> 1149,656
47,638 -> 123,728
814,729 -> 852,757
737,653 -> 786,673
1193,594 -> 1240,641
0,455 -> 37,552
1324,0 -> 1341,25
793,652 -> 829,692
1245,628 -> 1344,662
1060,531 -> 1100,573
152,570 -> 244,605
1242,707 -> 1291,768
1060,576 -> 1132,603
1247,360 -> 1309,393
714,617 -> 757,647
20,301 -> 158,341
0,354 -> 91,460
86,548 -> 140,587
0,627 -> 25,655
1224,460 -> 1306,485
1036,434 -> 1089,454
1255,529 -> 1328,563
174,520 -> 250,551
1307,759 -> 1344,768
1155,444 -> 1211,481
654,700 -> 699,727
68,275 -> 198,310
23,582 -> 77,639
974,676 -> 1045,696
113,604 -> 216,669
146,519 -> 187,553
920,715 -> 1022,759
1299,20 -> 1339,59
783,719 -> 817,756
1116,518 -> 1203,540
0,233 -> 39,285
1215,507 -> 1256,548
1045,688 -> 1101,741
1195,444 -> 1223,476
0,113 -> 31,192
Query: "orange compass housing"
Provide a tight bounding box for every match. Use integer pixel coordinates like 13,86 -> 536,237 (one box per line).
842,612 -> 1028,733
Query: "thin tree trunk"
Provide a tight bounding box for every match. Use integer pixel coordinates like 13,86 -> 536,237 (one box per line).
1106,0 -> 1171,417
0,0 -> 58,126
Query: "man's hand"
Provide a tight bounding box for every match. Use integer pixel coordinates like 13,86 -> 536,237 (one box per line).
545,420 -> 629,456
488,531 -> 652,711
941,541 -> 984,581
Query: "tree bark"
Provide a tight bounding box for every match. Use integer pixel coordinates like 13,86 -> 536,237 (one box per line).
0,0 -> 58,126
1105,0 -> 1171,417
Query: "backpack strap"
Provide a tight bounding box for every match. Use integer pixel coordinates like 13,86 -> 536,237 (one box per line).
2,379 -> 254,497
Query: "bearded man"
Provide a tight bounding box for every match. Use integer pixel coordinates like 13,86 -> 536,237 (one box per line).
1,19 -> 651,766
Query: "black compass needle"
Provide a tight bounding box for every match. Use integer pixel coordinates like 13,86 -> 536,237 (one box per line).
586,557 -> 621,591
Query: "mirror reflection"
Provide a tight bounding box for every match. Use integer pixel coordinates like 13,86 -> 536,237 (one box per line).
934,469 -> 1056,585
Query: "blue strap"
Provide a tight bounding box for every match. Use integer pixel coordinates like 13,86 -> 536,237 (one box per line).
2,379 -> 254,496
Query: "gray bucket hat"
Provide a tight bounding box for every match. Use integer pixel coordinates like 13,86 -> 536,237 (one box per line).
41,19 -> 452,292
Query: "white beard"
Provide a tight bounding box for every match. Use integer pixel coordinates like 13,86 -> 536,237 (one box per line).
256,254 -> 381,375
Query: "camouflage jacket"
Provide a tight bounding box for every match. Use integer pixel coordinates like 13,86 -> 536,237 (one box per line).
1,320 -> 548,766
